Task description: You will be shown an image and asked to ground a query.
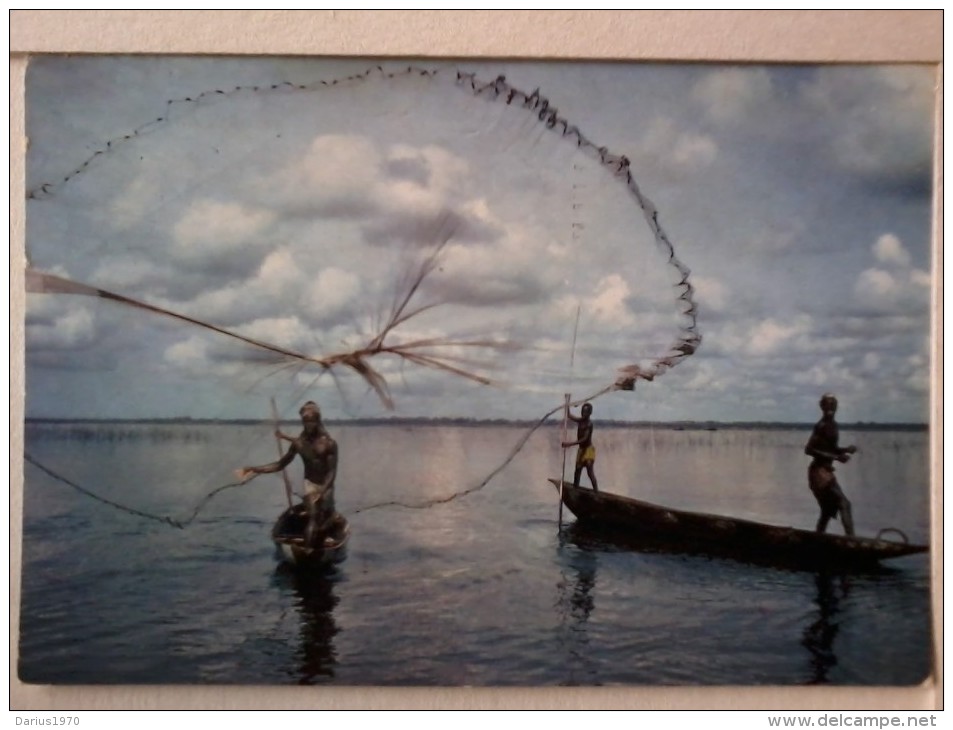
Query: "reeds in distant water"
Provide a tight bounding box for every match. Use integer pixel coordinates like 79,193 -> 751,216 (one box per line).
25,423 -> 211,443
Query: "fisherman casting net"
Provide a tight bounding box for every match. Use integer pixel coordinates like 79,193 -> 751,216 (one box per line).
24,58 -> 700,522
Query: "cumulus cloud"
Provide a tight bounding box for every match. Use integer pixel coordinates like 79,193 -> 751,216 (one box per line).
25,266 -> 113,363
692,68 -> 774,124
92,256 -> 163,290
385,145 -> 469,204
680,361 -> 727,392
361,203 -> 501,249
854,268 -> 930,312
800,67 -> 934,190
234,316 -> 315,353
103,133 -> 512,338
300,267 -> 361,323
384,151 -> 431,187
672,305 -> 928,423
745,316 -> 813,357
174,200 -> 274,249
165,246 -> 364,333
672,133 -> 718,169
873,233 -> 912,267
791,356 -> 853,389
692,275 -> 728,314
109,175 -> 164,231
260,136 -> 473,228
903,353 -> 930,393
853,233 -> 930,314
453,198 -> 506,244
426,232 -> 556,307
857,268 -> 896,297
588,274 -> 636,327
162,314 -> 323,378
262,134 -> 382,218
170,198 -> 277,281
164,335 -> 210,371
24,293 -> 131,372
256,135 -> 504,269
636,118 -> 719,176
362,148 -> 487,249
24,59 -> 934,423
26,303 -> 97,351
162,246 -> 303,328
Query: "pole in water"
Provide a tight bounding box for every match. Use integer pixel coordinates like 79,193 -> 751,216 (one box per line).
558,304 -> 582,531
270,397 -> 294,509
559,392 -> 570,529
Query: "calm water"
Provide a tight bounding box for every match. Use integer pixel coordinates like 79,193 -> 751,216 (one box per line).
18,423 -> 933,686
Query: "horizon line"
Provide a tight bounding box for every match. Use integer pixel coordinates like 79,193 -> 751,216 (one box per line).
23,416 -> 929,430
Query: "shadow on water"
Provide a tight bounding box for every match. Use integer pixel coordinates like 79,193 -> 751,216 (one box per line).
271,564 -> 341,685
801,572 -> 849,685
554,529 -> 599,686
797,562 -> 932,687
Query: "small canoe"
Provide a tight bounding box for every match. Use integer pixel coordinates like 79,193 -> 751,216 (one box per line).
550,479 -> 928,571
271,505 -> 350,571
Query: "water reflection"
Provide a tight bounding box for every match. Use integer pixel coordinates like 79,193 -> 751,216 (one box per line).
273,565 -> 340,684
801,572 -> 849,685
554,529 -> 599,685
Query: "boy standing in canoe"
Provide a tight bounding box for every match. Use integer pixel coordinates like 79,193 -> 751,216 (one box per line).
563,402 -> 599,492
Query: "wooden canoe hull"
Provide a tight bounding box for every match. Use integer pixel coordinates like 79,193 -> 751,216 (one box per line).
271,506 -> 349,571
550,480 -> 928,570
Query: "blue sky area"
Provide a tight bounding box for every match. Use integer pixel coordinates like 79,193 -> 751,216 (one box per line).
23,57 -> 935,424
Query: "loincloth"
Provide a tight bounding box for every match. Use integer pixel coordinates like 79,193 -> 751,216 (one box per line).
808,462 -> 844,512
576,445 -> 596,465
302,479 -> 336,515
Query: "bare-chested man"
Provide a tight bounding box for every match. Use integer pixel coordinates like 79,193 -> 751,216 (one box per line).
237,401 -> 340,547
562,402 -> 599,492
804,393 -> 857,536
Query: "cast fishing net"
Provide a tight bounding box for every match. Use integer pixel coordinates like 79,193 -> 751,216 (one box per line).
24,59 -> 701,520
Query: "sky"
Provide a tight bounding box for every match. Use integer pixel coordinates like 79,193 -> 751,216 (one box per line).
22,56 -> 936,424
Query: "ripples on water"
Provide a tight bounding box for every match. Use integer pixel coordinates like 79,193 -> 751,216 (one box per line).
18,423 -> 933,686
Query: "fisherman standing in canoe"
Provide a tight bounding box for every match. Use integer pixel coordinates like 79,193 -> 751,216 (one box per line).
804,393 -> 857,536
562,402 -> 599,492
237,401 -> 342,547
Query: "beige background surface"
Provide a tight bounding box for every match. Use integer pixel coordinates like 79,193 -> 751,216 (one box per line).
9,10 -> 943,711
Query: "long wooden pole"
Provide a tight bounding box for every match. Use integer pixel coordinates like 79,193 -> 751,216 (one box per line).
271,397 -> 294,509
559,305 -> 582,530
559,393 -> 570,529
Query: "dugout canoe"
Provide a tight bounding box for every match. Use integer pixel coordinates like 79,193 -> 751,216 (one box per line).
549,479 -> 928,570
271,504 -> 350,571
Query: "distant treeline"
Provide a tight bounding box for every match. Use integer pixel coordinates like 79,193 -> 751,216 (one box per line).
24,417 -> 928,432
24,422 -> 212,443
